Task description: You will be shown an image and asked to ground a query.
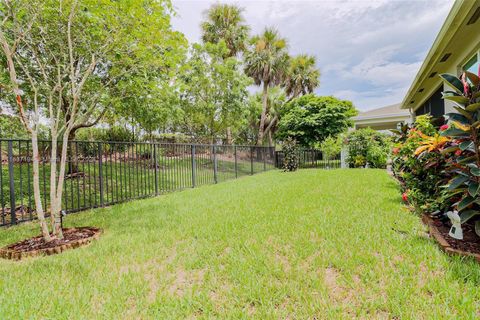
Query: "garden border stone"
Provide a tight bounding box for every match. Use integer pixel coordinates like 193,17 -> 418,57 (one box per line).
422,215 -> 480,262
0,227 -> 102,261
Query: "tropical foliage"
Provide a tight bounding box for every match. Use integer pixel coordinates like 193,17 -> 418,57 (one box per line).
201,4 -> 249,58
284,54 -> 320,99
244,28 -> 291,145
391,116 -> 451,214
436,72 -> 480,234
392,70 -> 480,238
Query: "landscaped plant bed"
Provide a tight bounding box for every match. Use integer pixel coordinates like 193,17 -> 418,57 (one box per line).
0,227 -> 102,261
422,215 -> 480,262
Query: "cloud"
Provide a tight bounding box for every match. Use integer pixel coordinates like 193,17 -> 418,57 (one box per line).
172,0 -> 454,111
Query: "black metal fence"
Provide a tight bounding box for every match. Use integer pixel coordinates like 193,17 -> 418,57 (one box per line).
0,139 -> 276,227
275,149 -> 342,169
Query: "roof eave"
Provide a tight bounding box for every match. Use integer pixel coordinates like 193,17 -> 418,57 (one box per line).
401,1 -> 474,110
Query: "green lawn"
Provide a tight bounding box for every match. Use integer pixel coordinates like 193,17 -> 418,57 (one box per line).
1,156 -> 272,224
1,169 -> 480,319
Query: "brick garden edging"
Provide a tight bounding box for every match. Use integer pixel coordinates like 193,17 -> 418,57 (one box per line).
422,215 -> 480,262
0,227 -> 103,261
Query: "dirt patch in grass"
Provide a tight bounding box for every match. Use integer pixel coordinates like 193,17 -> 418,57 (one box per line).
119,245 -> 180,303
168,267 -> 206,297
324,267 -> 348,301
209,282 -> 233,307
0,227 -> 102,260
275,251 -> 291,273
324,267 -> 364,305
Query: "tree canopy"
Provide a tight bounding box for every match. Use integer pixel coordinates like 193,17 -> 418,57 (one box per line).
178,41 -> 251,143
276,95 -> 358,148
244,28 -> 290,145
201,4 -> 250,58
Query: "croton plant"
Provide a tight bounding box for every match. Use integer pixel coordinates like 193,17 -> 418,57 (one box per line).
436,71 -> 480,235
391,115 -> 451,215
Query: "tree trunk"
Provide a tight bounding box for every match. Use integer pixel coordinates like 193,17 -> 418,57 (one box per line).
226,127 -> 233,145
52,130 -> 71,239
257,81 -> 269,145
32,132 -> 52,241
67,128 -> 79,174
49,133 -> 58,228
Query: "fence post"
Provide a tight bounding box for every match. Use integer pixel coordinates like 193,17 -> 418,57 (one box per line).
154,143 -> 159,195
341,148 -> 348,169
263,148 -> 266,171
250,146 -> 254,175
7,141 -> 16,225
234,145 -> 238,179
213,145 -> 218,183
191,144 -> 196,187
98,142 -> 104,207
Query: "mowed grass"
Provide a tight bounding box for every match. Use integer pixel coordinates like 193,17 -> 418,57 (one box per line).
1,169 -> 480,319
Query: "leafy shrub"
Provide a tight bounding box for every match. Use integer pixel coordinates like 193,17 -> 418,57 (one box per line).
75,126 -> 135,155
345,128 -> 391,168
391,116 -> 451,214
147,132 -> 192,143
319,135 -> 342,160
282,137 -> 299,172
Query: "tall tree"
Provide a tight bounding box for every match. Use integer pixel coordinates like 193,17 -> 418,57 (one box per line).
284,54 -> 320,99
178,42 -> 250,143
244,28 -> 289,145
201,4 -> 249,58
201,3 -> 249,143
0,0 -> 180,241
263,87 -> 286,146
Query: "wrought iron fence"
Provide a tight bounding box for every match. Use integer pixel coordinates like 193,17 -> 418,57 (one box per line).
275,149 -> 342,169
0,139 -> 276,227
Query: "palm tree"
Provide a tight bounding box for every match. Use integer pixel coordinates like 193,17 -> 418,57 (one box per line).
284,54 -> 320,99
201,4 -> 250,58
244,28 -> 290,145
263,86 -> 286,147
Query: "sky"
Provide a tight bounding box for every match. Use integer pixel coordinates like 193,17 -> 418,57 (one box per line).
171,0 -> 454,112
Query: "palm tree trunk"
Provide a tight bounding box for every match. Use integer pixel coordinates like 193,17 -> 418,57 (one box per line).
257,81 -> 269,145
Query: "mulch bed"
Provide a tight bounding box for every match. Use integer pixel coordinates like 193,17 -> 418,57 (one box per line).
422,215 -> 480,261
0,227 -> 102,261
1,205 -> 33,222
65,172 -> 88,179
